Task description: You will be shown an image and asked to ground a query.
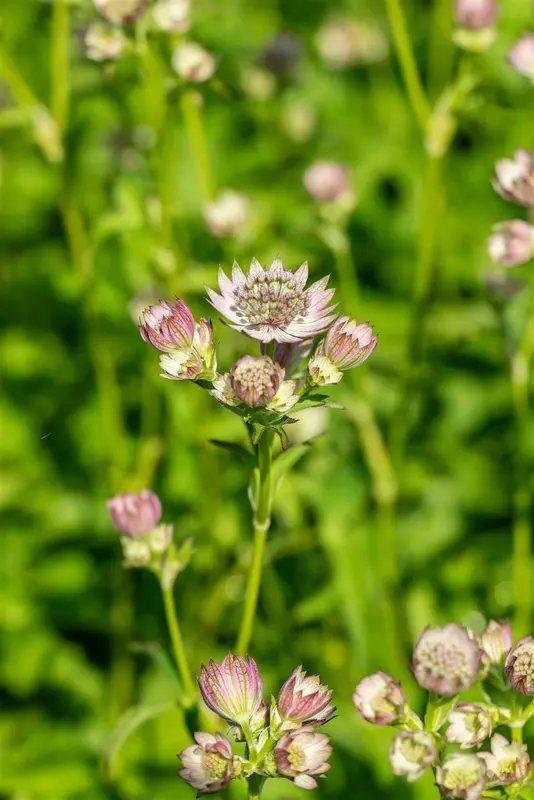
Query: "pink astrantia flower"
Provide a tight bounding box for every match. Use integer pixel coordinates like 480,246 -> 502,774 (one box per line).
93,0 -> 146,25
480,620 -> 513,664
275,726 -> 333,790
303,161 -> 351,204
389,731 -> 436,782
178,732 -> 235,794
320,316 -> 377,369
412,624 -> 483,696
508,33 -> 534,81
229,355 -> 284,407
504,635 -> 534,694
271,666 -> 335,734
139,298 -> 195,351
488,221 -> 534,267
198,653 -> 264,726
436,753 -> 487,799
353,671 -> 407,725
207,257 -> 337,344
107,489 -> 162,536
493,150 -> 534,207
480,734 -> 531,784
454,0 -> 497,29
446,703 -> 497,749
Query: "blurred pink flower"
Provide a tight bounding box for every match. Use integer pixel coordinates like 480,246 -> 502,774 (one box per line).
107,489 -> 162,536
178,732 -> 234,793
198,653 -> 264,726
353,671 -> 407,725
412,624 -> 483,696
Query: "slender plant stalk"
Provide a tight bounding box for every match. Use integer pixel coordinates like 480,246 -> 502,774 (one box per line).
50,0 -> 70,133
162,584 -> 197,704
511,725 -> 523,744
181,90 -> 216,203
384,0 -> 430,133
237,430 -> 275,654
247,773 -> 266,799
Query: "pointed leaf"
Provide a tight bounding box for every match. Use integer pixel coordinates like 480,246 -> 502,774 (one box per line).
209,439 -> 255,468
103,701 -> 177,777
271,441 -> 314,497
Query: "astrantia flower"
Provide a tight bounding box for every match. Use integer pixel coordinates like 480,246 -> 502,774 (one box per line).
454,0 -> 497,29
308,353 -> 343,386
493,150 -> 534,207
319,316 -> 377,369
446,703 -> 497,749
93,0 -> 146,25
172,42 -> 216,83
207,258 -> 337,344
139,298 -> 195,351
436,754 -> 487,799
504,635 -> 534,694
488,221 -> 534,267
203,191 -> 250,238
152,0 -> 190,33
508,33 -> 534,81
412,624 -> 483,696
159,319 -> 217,382
480,734 -> 531,784
198,653 -> 264,727
107,489 -> 162,536
353,671 -> 407,726
178,732 -> 235,794
303,161 -> 351,204
389,731 -> 436,782
85,23 -> 126,61
480,620 -> 513,664
271,666 -> 335,735
229,355 -> 283,407
275,726 -> 332,790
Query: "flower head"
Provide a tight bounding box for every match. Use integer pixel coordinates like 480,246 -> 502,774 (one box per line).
152,0 -> 190,32
480,620 -> 513,664
85,23 -> 126,61
107,489 -> 162,536
158,319 -> 216,382
353,671 -> 407,726
139,298 -> 195,351
488,221 -> 534,267
121,537 -> 152,567
271,666 -> 335,735
320,316 -> 377,369
446,703 -> 497,749
203,191 -> 250,238
229,355 -> 284,408
275,726 -> 332,790
505,635 -> 534,694
412,624 -> 483,696
303,161 -> 351,204
454,0 -> 497,29
436,754 -> 487,799
508,33 -> 534,81
480,733 -> 531,784
178,732 -> 234,794
93,0 -> 146,25
307,353 -> 343,386
172,42 -> 216,83
389,731 -> 436,782
493,150 -> 534,207
316,18 -> 388,69
198,653 -> 264,726
207,258 -> 337,344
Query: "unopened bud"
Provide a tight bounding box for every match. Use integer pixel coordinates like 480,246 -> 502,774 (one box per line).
172,42 -> 216,83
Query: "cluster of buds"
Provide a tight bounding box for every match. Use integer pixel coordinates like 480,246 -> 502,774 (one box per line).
139,257 -> 376,445
453,0 -> 498,51
488,149 -> 534,268
177,654 -> 335,793
107,489 -> 193,588
353,620 -> 534,798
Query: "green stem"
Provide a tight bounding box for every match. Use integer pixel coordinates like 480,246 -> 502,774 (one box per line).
162,584 -> 197,705
247,774 -> 266,799
50,0 -> 70,133
181,90 -> 216,203
237,430 -> 274,654
511,725 -> 523,744
384,0 -> 431,133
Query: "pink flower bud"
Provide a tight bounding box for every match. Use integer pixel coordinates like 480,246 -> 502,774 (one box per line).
272,666 -> 335,735
480,620 -> 513,664
229,355 -> 284,407
488,220 -> 534,267
139,298 -> 196,352
93,0 -> 146,25
303,161 -> 351,204
307,352 -> 343,386
505,635 -> 534,695
178,732 -> 235,793
454,0 -> 497,29
172,42 -> 216,83
275,726 -> 332,790
446,703 -> 497,748
203,191 -> 250,238
412,624 -> 483,696
508,33 -> 534,80
389,731 -> 436,782
152,0 -> 190,33
436,753 -> 487,798
480,734 -> 531,784
85,23 -> 126,61
198,653 -> 264,727
493,150 -> 534,207
107,489 -> 162,536
322,316 -> 377,369
353,671 -> 407,725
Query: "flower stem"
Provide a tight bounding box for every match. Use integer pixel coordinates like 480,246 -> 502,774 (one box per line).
237,430 -> 274,654
247,774 -> 266,799
511,725 -> 523,744
162,584 -> 197,706
50,0 -> 70,134
181,90 -> 216,203
384,0 -> 430,133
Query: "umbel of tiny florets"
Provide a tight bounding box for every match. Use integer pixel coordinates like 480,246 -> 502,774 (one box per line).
436,753 -> 487,799
274,727 -> 333,790
493,150 -> 534,207
412,624 -> 483,696
353,671 -> 407,725
271,665 -> 336,736
505,635 -> 534,695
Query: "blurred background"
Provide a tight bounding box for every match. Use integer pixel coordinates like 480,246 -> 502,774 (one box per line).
1,0 -> 533,797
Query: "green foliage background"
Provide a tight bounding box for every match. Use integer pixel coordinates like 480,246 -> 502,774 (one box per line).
1,0 -> 533,797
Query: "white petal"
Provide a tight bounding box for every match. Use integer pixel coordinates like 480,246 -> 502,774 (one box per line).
249,257 -> 264,277
294,775 -> 318,790
293,261 -> 309,290
217,267 -> 235,297
231,260 -> 247,286
206,287 -> 241,322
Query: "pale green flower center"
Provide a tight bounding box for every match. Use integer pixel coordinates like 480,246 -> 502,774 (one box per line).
400,739 -> 428,764
234,276 -> 309,325
288,742 -> 306,771
233,360 -> 278,397
443,765 -> 480,790
204,751 -> 228,780
513,649 -> 534,690
418,642 -> 471,683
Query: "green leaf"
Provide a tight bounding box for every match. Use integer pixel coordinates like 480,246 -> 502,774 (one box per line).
209,439 -> 255,468
102,701 -> 177,778
271,441 -> 314,497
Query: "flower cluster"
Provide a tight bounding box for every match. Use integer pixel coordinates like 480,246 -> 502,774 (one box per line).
107,489 -> 193,588
177,653 -> 335,793
354,621 -> 534,798
139,257 -> 376,444
488,149 -> 534,268
453,0 -> 498,51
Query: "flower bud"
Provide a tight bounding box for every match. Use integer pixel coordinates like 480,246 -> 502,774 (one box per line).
504,635 -> 534,694
307,353 -> 343,386
412,624 -> 483,696
159,319 -> 217,382
493,150 -> 534,207
152,0 -> 190,33
146,523 -> 173,554
267,379 -> 300,414
93,0 -> 146,25
172,42 -> 216,83
198,653 -> 264,727
272,340 -> 314,372
121,537 -> 152,567
85,23 -> 126,61
139,298 -> 195,352
229,355 -> 284,408
454,0 -> 497,29
488,221 -> 534,267
274,726 -> 332,790
210,373 -> 238,406
353,671 -> 407,726
315,19 -> 388,70
178,732 -> 234,793
480,734 -> 531,784
446,703 -> 497,748
203,191 -> 250,238
303,161 -> 351,204
389,731 -> 436,782
436,754 -> 487,799
508,33 -> 534,80
321,316 -> 377,370
271,666 -> 335,736
107,489 -> 162,536
480,620 -> 513,664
